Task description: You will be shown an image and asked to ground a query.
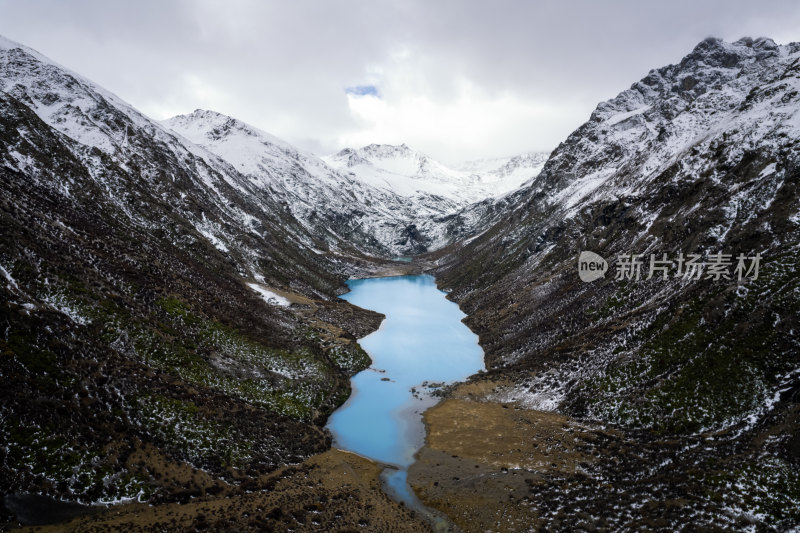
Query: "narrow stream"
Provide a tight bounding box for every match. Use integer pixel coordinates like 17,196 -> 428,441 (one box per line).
327,275 -> 485,518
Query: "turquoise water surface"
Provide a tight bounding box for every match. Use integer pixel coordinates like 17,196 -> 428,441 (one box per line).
327,275 -> 485,507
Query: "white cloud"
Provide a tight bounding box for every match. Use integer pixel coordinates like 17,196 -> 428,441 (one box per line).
331,45 -> 586,161
341,82 -> 578,163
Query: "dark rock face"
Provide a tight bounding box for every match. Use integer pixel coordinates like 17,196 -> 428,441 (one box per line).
395,223 -> 429,253
431,37 -> 800,529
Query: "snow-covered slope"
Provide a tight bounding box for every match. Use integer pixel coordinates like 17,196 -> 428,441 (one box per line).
163,111 -> 447,254
0,31 -> 532,260
528,36 -> 800,218
324,143 -> 548,206
443,36 -> 800,248
0,35 -> 346,272
456,152 -> 550,189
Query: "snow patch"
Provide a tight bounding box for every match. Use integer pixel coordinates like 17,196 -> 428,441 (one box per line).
759,162 -> 777,177
0,264 -> 19,290
247,283 -> 291,307
606,105 -> 651,126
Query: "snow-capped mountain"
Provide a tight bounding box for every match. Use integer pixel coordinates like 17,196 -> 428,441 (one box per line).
440,36 -> 800,252
324,143 -> 548,206
0,31 -> 524,263
164,114 -> 549,255
521,36 -> 800,218
455,151 -> 550,187
0,35 -> 355,275
163,110 -> 440,255
426,37 -> 800,529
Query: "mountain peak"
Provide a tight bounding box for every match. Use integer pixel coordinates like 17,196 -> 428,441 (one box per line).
360,143 -> 417,156
169,108 -> 239,127
586,36 -> 793,128
328,143 -> 423,168
164,109 -> 292,151
189,108 -> 228,119
735,36 -> 779,50
680,35 -> 780,72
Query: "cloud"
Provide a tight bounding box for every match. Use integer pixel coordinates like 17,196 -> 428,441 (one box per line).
0,0 -> 798,162
340,52 -> 584,162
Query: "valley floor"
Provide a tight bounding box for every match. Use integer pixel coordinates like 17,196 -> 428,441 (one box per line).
410,377 -> 800,531
17,449 -> 431,533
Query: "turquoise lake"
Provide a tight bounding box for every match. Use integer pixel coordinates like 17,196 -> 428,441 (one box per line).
327,274 -> 485,506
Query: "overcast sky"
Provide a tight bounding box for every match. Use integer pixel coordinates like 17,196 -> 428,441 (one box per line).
1,1 -> 798,163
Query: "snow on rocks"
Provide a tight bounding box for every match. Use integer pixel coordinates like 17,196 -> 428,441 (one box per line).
247,282 -> 291,307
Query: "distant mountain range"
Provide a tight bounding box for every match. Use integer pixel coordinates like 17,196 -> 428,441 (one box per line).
323,143 -> 547,204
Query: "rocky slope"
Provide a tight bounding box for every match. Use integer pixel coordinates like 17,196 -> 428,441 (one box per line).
420,36 -> 800,530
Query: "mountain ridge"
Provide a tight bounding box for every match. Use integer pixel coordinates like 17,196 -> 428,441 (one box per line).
0,34 -> 426,528
414,35 -> 800,529
323,141 -> 549,205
